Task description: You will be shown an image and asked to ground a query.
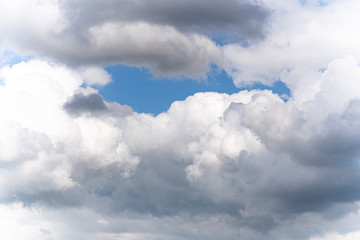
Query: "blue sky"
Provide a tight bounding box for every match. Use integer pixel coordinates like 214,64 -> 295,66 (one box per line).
1,49 -> 291,115
2,49 -> 290,115
100,65 -> 290,114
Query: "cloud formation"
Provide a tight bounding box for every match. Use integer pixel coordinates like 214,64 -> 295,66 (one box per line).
0,52 -> 360,239
224,0 -> 360,99
59,0 -> 269,40
0,0 -> 269,78
64,93 -> 108,115
1,0 -> 360,240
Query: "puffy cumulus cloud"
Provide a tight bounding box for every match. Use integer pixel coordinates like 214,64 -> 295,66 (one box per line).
223,0 -> 360,100
79,67 -> 112,86
1,54 -> 360,239
0,60 -> 138,203
0,0 -> 269,78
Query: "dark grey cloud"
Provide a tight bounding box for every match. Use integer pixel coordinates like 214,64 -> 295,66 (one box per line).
1,0 -> 270,78
64,93 -> 108,115
60,0 -> 270,41
63,92 -> 134,119
268,168 -> 360,215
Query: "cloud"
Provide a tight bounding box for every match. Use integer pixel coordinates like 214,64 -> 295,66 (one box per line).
223,0 -> 360,100
1,1 -> 360,239
0,54 -> 360,239
0,60 -> 138,202
59,0 -> 269,40
79,66 -> 112,86
0,0 -> 269,78
311,231 -> 360,240
64,93 -> 108,115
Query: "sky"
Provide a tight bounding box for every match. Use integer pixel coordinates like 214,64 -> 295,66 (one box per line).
99,65 -> 290,114
0,0 -> 360,240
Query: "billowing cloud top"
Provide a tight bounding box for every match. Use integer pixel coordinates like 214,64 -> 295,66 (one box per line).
1,1 -> 360,240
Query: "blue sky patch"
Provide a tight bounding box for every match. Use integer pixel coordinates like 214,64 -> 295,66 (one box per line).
0,50 -> 32,67
99,64 -> 291,114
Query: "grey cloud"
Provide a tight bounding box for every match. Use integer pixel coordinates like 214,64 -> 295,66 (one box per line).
14,188 -> 86,208
2,0 -> 270,78
208,91 -> 360,224
63,92 -> 134,118
60,0 -> 270,41
24,22 -> 222,79
342,99 -> 360,122
269,168 -> 360,215
239,215 -> 277,234
64,93 -> 108,115
69,150 -> 244,218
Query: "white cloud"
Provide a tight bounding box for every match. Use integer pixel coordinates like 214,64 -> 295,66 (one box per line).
223,0 -> 360,101
310,231 -> 360,240
79,67 -> 112,86
0,60 -> 138,200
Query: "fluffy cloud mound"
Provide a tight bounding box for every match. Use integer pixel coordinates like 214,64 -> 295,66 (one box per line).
0,60 -> 138,202
224,0 -> 360,99
0,54 -> 359,239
